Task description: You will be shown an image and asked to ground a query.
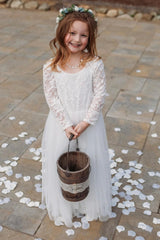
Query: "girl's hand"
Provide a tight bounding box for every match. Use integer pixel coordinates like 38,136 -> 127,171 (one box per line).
65,126 -> 78,140
74,121 -> 90,137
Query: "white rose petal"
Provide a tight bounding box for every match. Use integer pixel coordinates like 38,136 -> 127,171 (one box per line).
10,161 -> 17,167
136,96 -> 142,101
143,202 -> 150,209
23,176 -> 31,182
148,109 -> 154,113
128,141 -> 135,146
135,236 -> 145,240
136,69 -> 141,73
137,150 -> 143,156
9,116 -> 15,120
1,143 -> 8,148
65,229 -> 75,236
0,225 -> 3,232
32,156 -> 40,161
19,197 -> 31,204
147,195 -> 154,201
73,221 -> 82,228
137,111 -> 142,115
15,173 -> 22,179
152,183 -> 160,189
15,191 -> 24,198
148,171 -> 155,177
114,127 -> 121,132
99,237 -> 108,240
4,160 -> 11,165
153,217 -> 160,224
157,231 -> 160,237
11,137 -> 18,141
150,121 -> 156,125
143,210 -> 151,216
12,157 -> 19,161
19,121 -> 25,125
121,149 -> 128,154
116,157 -> 123,163
128,230 -> 136,237
151,133 -> 158,138
116,225 -> 125,232
109,212 -> 117,218
82,221 -> 90,229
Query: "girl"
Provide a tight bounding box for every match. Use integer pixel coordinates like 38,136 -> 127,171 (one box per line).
42,5 -> 112,227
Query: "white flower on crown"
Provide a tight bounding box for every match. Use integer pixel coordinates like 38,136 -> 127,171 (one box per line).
56,17 -> 60,24
59,8 -> 63,13
88,9 -> 93,14
74,5 -> 79,11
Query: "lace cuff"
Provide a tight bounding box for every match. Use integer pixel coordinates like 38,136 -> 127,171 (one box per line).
83,59 -> 106,125
43,61 -> 73,130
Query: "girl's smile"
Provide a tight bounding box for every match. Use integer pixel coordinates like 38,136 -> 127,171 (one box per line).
65,21 -> 89,54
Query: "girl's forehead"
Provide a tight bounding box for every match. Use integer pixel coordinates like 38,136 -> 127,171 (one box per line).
70,21 -> 89,31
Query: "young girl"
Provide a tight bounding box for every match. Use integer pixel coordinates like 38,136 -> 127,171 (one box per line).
42,5 -> 112,227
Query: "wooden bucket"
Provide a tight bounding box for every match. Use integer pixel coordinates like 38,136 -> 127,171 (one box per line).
57,138 -> 90,202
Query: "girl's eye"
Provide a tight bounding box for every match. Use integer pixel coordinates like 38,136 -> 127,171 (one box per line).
69,32 -> 75,35
82,34 -> 88,37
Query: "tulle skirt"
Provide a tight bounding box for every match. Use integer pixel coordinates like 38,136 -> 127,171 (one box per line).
41,110 -> 112,227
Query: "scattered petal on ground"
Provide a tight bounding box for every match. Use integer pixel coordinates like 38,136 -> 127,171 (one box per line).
137,111 -> 142,115
128,141 -> 135,146
15,191 -> 24,198
153,217 -> 160,224
114,127 -> 121,132
121,149 -> 128,154
135,236 -> 145,240
1,143 -> 8,148
9,116 -> 15,120
157,231 -> 160,237
136,96 -> 142,101
23,176 -> 31,182
128,230 -> 136,237
116,225 -> 125,232
19,121 -> 25,125
150,121 -> 156,125
65,229 -> 75,236
99,237 -> 108,240
73,221 -> 82,228
151,133 -> 158,138
143,210 -> 151,216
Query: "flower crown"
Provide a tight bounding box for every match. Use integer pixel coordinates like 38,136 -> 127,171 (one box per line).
56,5 -> 97,24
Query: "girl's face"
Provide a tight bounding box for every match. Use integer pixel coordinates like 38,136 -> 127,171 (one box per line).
64,21 -> 89,54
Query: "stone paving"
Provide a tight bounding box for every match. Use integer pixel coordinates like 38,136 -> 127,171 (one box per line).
0,7 -> 160,240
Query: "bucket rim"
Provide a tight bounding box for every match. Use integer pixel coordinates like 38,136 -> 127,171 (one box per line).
57,151 -> 90,174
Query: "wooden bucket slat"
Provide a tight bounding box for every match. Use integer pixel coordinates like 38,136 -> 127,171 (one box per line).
57,151 -> 90,202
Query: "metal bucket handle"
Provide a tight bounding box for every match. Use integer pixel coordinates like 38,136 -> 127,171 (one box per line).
66,134 -> 79,173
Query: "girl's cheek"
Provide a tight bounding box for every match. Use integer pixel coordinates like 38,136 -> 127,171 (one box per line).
65,34 -> 70,43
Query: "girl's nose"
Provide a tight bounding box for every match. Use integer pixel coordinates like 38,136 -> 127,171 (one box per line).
74,34 -> 80,42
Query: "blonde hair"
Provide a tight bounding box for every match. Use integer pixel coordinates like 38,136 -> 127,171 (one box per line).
49,11 -> 99,71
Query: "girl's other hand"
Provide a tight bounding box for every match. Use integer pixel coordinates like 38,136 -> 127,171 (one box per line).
74,121 -> 90,137
65,126 -> 78,140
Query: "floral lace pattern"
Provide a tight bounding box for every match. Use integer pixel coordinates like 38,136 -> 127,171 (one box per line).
43,58 -> 107,129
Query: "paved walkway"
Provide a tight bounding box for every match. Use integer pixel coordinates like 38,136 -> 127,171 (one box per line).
0,8 -> 160,240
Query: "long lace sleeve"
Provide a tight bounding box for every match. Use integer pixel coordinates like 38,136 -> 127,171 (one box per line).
83,59 -> 107,125
43,61 -> 73,130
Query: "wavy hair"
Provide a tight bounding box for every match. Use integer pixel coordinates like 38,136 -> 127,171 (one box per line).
49,11 -> 99,71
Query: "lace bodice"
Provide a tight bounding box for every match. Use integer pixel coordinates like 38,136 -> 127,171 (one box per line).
43,57 -> 107,130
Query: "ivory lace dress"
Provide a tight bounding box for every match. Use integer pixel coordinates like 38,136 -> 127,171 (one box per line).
42,57 -> 112,227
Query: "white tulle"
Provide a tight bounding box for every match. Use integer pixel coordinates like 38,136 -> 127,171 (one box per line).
41,57 -> 112,227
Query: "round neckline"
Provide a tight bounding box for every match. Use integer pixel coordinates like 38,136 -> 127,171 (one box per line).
57,63 -> 87,75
